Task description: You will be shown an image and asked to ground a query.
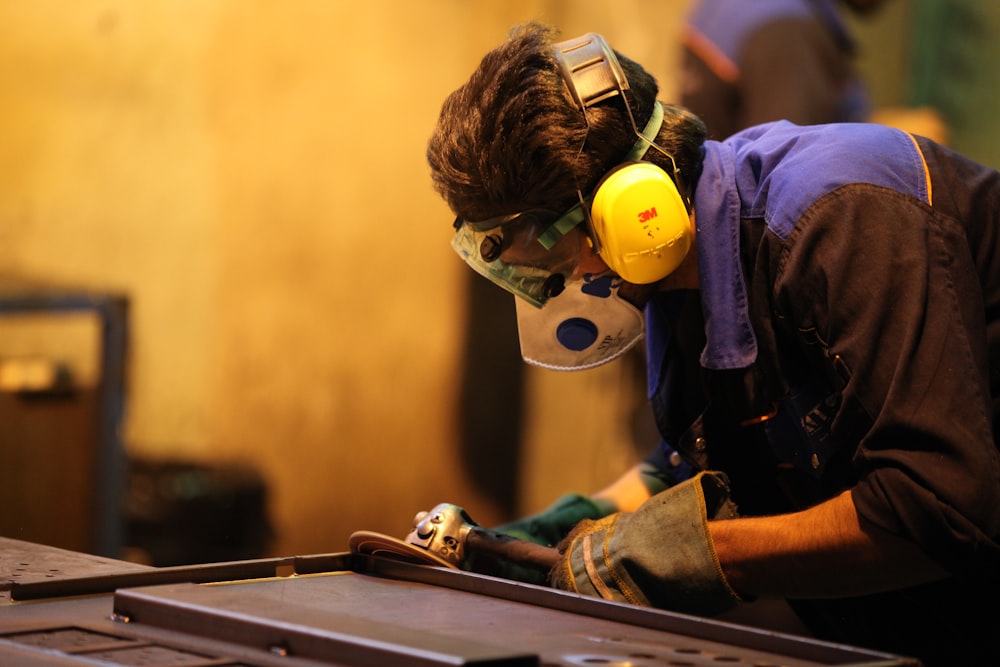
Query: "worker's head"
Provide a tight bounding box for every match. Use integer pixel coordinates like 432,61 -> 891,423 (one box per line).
427,23 -> 707,370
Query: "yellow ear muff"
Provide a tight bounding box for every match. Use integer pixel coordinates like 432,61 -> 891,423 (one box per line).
589,161 -> 692,284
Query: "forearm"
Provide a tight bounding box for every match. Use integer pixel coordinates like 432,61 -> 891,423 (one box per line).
592,463 -> 654,512
709,490 -> 949,599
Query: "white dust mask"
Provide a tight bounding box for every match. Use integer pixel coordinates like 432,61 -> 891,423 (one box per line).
514,273 -> 644,371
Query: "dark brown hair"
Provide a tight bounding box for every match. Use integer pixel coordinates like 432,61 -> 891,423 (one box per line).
427,22 -> 707,223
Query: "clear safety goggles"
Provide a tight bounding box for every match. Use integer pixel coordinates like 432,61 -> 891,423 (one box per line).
451,204 -> 589,307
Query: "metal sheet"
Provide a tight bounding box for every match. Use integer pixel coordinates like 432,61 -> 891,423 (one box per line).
0,537 -> 150,603
8,552 -> 349,601
0,539 -> 922,666
109,562 -> 917,667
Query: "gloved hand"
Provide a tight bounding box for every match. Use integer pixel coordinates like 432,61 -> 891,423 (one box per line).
549,471 -> 743,616
465,493 -> 615,583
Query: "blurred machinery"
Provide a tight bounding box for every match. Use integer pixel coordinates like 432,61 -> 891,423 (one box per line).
124,456 -> 272,566
0,275 -> 271,567
0,276 -> 128,557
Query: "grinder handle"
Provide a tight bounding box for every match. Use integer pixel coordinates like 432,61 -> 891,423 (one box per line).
466,528 -> 561,572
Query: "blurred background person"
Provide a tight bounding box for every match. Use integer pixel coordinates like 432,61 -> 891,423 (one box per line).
680,0 -> 889,140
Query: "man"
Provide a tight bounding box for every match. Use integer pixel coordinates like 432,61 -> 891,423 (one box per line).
681,0 -> 884,139
426,24 -> 1000,666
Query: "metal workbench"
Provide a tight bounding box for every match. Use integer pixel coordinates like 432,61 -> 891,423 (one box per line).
0,537 -> 921,666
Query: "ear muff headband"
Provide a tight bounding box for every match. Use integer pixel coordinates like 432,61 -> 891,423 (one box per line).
552,32 -> 692,284
536,100 -> 664,251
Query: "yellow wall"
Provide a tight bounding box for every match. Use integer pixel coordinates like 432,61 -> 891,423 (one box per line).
0,0 -> 691,556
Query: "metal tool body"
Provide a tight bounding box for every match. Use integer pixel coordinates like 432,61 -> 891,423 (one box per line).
405,503 -> 478,565
402,502 -> 560,572
348,502 -> 562,573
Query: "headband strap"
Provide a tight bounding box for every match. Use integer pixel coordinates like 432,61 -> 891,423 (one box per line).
537,101 -> 665,250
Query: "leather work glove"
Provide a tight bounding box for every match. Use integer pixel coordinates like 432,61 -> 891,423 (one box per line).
549,471 -> 743,616
466,493 -> 615,584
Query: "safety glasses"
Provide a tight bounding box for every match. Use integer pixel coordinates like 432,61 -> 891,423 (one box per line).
451,204 -> 589,307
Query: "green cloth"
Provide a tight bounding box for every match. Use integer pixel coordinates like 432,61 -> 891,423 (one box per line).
466,493 -> 615,584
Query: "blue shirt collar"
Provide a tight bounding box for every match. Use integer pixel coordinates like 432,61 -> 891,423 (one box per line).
692,141 -> 758,369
